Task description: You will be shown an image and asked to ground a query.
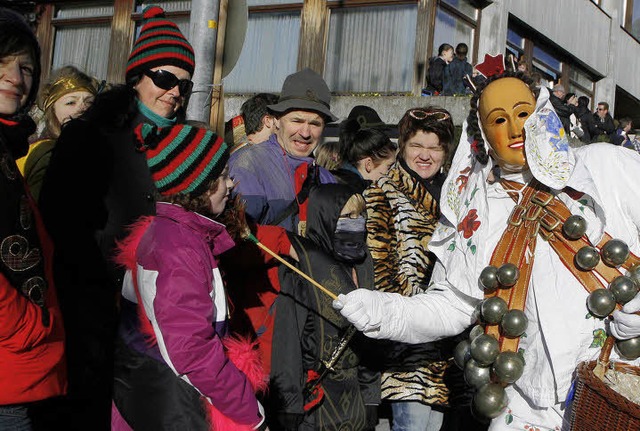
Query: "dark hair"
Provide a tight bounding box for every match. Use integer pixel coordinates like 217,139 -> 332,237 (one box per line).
563,92 -> 576,103
398,106 -> 454,158
438,43 -> 454,56
0,9 -> 41,115
466,71 -> 536,165
597,101 -> 609,111
619,117 -> 633,129
344,128 -> 397,167
241,93 -> 278,135
455,43 -> 468,57
159,176 -> 223,217
578,96 -> 590,107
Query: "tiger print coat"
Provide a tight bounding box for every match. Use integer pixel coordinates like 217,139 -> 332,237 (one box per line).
364,161 -> 451,406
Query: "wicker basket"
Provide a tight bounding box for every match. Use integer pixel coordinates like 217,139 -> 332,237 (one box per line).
570,337 -> 640,431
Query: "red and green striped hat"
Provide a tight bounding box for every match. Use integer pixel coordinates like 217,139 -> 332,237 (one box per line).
134,123 -> 229,197
126,5 -> 195,82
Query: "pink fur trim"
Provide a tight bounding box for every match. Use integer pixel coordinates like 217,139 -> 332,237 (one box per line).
113,216 -> 154,270
204,336 -> 268,431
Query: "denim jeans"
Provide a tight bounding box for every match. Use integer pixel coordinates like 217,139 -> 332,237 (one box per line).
391,401 -> 443,431
0,404 -> 33,431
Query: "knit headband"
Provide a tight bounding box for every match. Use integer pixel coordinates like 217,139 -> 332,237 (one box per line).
42,75 -> 97,112
135,123 -> 229,197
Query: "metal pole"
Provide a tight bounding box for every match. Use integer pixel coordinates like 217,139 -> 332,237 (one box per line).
187,0 -> 220,123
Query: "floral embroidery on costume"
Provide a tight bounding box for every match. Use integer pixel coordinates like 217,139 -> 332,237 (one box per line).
458,209 -> 481,239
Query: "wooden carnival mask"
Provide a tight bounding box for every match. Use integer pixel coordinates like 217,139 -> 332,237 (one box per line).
478,77 -> 536,173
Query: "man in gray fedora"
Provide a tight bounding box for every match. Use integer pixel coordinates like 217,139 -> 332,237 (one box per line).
229,68 -> 337,233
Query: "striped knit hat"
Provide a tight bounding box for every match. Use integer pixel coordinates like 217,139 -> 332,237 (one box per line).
134,123 -> 229,197
126,5 -> 195,82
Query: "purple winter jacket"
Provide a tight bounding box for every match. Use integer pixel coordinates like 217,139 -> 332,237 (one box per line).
119,203 -> 261,426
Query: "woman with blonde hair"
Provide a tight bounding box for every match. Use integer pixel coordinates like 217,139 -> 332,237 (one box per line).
20,65 -> 99,199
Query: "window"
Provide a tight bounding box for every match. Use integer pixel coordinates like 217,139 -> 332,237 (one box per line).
624,0 -> 640,41
432,0 -> 478,60
51,3 -> 113,80
508,21 -> 596,104
224,11 -> 301,93
325,4 -> 417,93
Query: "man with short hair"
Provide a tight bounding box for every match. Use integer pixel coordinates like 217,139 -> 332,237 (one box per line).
443,42 -> 473,95
590,101 -> 616,142
549,83 -> 574,135
613,117 -> 633,146
229,68 -> 336,233
241,92 -> 278,144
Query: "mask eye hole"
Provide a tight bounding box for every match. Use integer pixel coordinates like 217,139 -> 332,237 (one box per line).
495,118 -> 506,124
518,111 -> 530,118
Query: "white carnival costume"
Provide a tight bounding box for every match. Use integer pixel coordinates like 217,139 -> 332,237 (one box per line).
335,85 -> 640,430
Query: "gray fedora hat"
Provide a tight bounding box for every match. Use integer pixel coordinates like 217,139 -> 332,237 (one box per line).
268,68 -> 338,122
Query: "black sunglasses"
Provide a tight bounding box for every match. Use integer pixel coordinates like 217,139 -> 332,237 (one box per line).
143,69 -> 193,96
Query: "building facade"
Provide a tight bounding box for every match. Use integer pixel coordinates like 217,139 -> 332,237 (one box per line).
30,0 -> 640,126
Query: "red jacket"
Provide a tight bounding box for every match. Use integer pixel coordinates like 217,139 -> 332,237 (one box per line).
0,197 -> 66,404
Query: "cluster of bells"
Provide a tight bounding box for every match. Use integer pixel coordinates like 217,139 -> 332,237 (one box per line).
453,214 -> 640,420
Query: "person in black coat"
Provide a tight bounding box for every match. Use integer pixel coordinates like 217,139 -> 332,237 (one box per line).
270,184 -> 381,431
549,84 -> 574,135
590,101 -> 616,142
424,44 -> 454,95
576,96 -> 594,144
38,6 -> 195,430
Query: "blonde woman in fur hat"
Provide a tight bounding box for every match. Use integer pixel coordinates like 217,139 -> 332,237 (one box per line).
18,65 -> 99,200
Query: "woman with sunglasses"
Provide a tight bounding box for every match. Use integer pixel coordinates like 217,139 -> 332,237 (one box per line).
362,106 -> 463,431
37,6 -> 195,430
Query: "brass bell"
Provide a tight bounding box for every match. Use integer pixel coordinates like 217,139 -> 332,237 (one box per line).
454,339 -> 471,369
470,334 -> 500,366
473,383 -> 508,419
500,309 -> 528,338
601,239 -> 630,268
575,246 -> 600,271
492,351 -> 525,384
609,276 -> 639,304
479,266 -> 499,291
481,297 -> 508,324
586,288 -> 616,318
562,214 -> 587,240
496,263 -> 519,287
615,337 -> 640,360
464,358 -> 491,388
627,265 -> 640,288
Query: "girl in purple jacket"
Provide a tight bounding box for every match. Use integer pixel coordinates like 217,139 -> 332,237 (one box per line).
111,123 -> 266,431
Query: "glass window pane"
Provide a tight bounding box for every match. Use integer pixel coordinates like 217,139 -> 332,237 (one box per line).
224,11 -> 300,92
52,24 -> 112,80
632,0 -> 640,39
55,4 -> 114,18
532,46 -> 561,72
325,5 -> 417,93
248,0 -> 302,5
507,28 -> 524,50
440,0 -> 478,20
137,1 -> 191,12
432,7 -> 474,58
569,68 -> 593,90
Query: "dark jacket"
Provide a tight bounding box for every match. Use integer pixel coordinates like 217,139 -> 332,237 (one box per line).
426,57 -> 448,94
549,94 -> 574,135
443,56 -> 472,96
38,86 -> 175,430
590,111 -> 616,142
576,104 -> 593,144
271,184 -> 380,431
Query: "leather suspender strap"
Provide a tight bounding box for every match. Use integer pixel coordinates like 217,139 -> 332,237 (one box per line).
485,179 -> 640,353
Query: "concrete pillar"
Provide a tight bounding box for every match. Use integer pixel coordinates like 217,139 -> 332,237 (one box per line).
187,0 -> 220,123
594,0 -> 620,114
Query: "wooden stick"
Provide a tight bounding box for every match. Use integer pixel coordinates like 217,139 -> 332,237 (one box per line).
249,236 -> 337,300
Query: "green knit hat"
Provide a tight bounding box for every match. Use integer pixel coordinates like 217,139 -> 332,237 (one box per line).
134,123 -> 229,197
126,5 -> 195,82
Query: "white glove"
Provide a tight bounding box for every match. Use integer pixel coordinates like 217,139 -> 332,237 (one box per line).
610,293 -> 640,340
333,289 -> 385,335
